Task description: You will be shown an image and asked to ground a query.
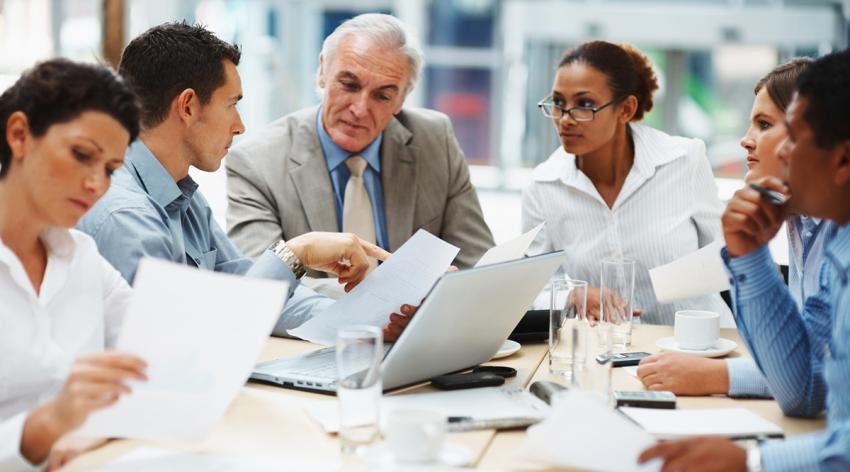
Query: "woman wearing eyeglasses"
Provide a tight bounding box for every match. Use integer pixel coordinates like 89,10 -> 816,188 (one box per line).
0,59 -> 146,470
522,40 -> 730,326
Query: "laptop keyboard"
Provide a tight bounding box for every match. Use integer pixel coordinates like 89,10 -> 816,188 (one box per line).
264,344 -> 392,381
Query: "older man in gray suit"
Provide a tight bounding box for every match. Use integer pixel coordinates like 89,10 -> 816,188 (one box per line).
225,13 -> 493,279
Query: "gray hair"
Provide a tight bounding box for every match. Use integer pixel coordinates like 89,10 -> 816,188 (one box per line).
317,13 -> 423,95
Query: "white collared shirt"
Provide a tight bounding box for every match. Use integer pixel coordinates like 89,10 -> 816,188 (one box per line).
0,228 -> 130,471
522,123 -> 732,325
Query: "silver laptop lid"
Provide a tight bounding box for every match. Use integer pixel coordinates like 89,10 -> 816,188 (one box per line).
381,251 -> 564,390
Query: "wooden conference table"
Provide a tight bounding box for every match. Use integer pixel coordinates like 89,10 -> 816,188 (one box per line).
64,325 -> 825,471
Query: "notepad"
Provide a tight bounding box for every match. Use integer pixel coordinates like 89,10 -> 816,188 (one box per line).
619,407 -> 784,440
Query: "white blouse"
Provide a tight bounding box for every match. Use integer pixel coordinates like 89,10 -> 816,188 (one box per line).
522,123 -> 732,326
0,228 -> 130,471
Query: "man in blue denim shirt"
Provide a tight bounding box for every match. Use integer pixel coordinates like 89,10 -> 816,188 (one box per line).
77,23 -> 415,340
640,50 -> 850,471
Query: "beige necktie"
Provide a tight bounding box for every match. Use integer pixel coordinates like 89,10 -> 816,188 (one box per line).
342,156 -> 377,247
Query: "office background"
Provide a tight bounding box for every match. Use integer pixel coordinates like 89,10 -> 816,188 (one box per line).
0,0 -> 846,242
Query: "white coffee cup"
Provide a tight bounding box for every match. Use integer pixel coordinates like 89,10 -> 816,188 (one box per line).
384,409 -> 446,463
673,310 -> 720,350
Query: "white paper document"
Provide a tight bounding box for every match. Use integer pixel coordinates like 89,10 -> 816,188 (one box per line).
74,258 -> 288,441
520,391 -> 661,472
288,230 -> 459,345
91,447 -> 341,472
649,240 -> 729,303
306,386 -> 548,433
475,223 -> 545,267
619,407 -> 784,440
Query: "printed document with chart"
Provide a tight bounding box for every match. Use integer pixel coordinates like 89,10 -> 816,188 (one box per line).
73,258 -> 288,441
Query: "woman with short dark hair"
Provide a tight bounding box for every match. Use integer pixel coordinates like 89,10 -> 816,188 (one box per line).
0,58 -> 145,470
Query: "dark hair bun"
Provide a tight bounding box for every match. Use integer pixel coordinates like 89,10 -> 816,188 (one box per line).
619,43 -> 659,121
559,41 -> 659,121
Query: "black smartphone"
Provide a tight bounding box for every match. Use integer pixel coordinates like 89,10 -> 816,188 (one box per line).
431,372 -> 505,390
595,351 -> 651,367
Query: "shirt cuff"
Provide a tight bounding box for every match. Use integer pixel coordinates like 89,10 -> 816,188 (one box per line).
726,357 -> 772,398
761,433 -> 821,471
248,250 -> 301,298
0,411 -> 41,472
722,246 -> 783,301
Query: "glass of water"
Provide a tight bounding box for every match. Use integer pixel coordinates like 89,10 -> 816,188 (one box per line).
599,258 -> 636,349
549,279 -> 588,380
336,325 -> 383,455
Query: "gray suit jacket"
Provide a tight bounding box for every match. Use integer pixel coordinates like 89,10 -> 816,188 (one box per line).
225,106 -> 494,275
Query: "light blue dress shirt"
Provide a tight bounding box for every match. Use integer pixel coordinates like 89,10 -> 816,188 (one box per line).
723,223 -> 850,470
316,111 -> 389,250
789,216 -> 839,308
77,140 -> 333,335
726,218 -> 838,397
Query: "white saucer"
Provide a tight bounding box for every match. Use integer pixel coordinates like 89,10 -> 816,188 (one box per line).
656,337 -> 738,358
491,339 -> 521,360
363,442 -> 474,469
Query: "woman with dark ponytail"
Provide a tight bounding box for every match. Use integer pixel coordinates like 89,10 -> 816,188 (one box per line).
523,41 -> 730,326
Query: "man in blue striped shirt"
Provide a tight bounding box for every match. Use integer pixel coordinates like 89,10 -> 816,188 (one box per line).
641,49 -> 850,471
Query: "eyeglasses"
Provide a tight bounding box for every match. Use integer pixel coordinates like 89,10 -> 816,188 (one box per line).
537,96 -> 624,122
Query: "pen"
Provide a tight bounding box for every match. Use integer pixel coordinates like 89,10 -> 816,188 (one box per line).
749,183 -> 786,205
446,416 -> 541,432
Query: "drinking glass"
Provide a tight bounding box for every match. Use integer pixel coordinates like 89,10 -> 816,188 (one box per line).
549,279 -> 588,380
336,325 -> 383,454
599,258 -> 636,349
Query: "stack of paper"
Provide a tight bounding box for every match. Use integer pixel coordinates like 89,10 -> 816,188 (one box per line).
619,407 -> 784,439
520,391 -> 661,472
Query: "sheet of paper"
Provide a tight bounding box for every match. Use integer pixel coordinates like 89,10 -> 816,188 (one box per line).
288,230 -> 459,345
619,407 -> 783,440
475,223 -> 545,267
649,240 -> 729,303
623,366 -> 639,378
520,391 -> 661,472
91,447 -> 341,472
74,258 -> 288,441
306,386 -> 549,433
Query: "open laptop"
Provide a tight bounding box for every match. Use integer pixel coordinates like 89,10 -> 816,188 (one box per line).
249,251 -> 565,394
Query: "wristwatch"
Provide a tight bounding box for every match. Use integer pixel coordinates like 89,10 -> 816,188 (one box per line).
270,240 -> 306,279
746,442 -> 763,472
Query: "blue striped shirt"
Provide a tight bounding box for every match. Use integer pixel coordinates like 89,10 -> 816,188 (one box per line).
726,218 -> 838,398
723,222 -> 850,470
